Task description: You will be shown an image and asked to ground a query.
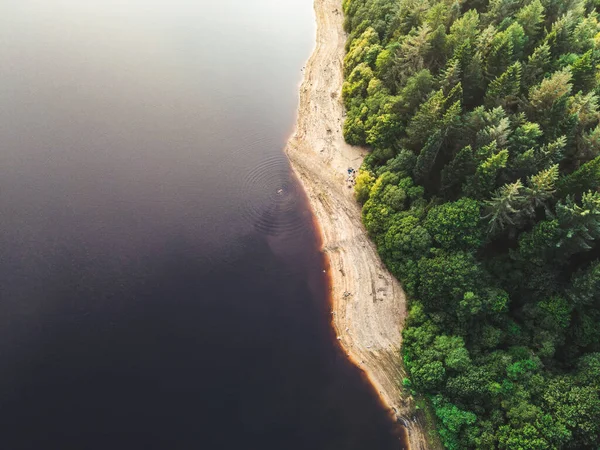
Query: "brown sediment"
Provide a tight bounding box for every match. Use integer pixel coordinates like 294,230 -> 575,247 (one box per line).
283,0 -> 432,449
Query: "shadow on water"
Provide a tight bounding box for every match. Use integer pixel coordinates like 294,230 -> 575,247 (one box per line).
0,177 -> 406,449
0,0 -> 408,448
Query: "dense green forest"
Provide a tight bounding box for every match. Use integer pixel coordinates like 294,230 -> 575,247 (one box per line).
341,0 -> 600,448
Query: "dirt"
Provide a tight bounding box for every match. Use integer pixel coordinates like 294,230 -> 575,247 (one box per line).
284,0 -> 432,449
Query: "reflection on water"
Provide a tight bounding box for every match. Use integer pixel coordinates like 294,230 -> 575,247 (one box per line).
0,1 -> 405,449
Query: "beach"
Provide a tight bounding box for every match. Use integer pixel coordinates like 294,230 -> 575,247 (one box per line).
284,0 -> 430,448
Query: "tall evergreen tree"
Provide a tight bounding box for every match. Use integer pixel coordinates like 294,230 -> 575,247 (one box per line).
556,191 -> 600,255
342,1 -> 600,446
484,62 -> 522,109
484,180 -> 525,233
464,149 -> 509,198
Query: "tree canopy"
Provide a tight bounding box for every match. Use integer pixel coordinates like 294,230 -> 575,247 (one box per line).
342,0 -> 600,447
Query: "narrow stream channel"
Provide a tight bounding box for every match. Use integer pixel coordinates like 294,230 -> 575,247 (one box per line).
0,1 -> 405,448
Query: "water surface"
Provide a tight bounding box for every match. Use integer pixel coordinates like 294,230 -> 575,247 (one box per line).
0,1 -> 405,448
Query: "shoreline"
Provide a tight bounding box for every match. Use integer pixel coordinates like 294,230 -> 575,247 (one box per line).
284,0 -> 430,449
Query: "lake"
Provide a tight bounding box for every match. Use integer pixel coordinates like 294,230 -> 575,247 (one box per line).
0,1 -> 405,448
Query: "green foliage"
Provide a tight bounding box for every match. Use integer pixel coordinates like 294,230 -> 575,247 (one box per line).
484,180 -> 526,233
354,169 -> 375,204
432,395 -> 477,450
382,213 -> 431,261
528,68 -> 573,110
522,42 -> 551,89
568,260 -> 600,308
412,360 -> 446,390
555,192 -> 600,256
414,129 -> 444,181
515,0 -> 545,42
484,62 -> 522,109
343,27 -> 381,76
417,251 -> 482,311
464,149 -> 509,199
425,198 -> 483,250
556,155 -> 600,197
440,145 -> 476,198
405,84 -> 462,148
396,69 -> 435,116
383,149 -> 417,176
571,50 -> 596,93
343,1 -> 600,447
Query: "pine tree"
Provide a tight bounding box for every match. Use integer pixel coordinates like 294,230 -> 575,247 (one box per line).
453,42 -> 485,108
483,0 -> 522,26
441,145 -> 476,198
570,92 -> 600,164
447,9 -> 480,52
556,191 -> 600,255
571,50 -> 596,93
523,165 -> 560,217
484,26 -> 515,80
579,124 -> 600,163
404,84 -> 462,151
426,25 -> 449,73
515,0 -> 545,43
572,12 -> 600,54
380,24 -> 434,91
569,92 -> 599,132
400,24 -> 432,78
404,89 -> 446,151
484,62 -> 522,109
476,115 -> 511,149
440,58 -> 461,94
508,120 -> 543,156
529,68 -> 573,110
464,149 -> 509,198
395,69 -> 435,117
414,129 -> 444,182
556,155 -> 600,197
484,180 -> 526,233
538,135 -> 567,170
529,69 -> 576,139
522,43 -> 551,89
544,11 -> 579,57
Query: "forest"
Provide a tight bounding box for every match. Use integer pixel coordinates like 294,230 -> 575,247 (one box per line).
341,0 -> 600,448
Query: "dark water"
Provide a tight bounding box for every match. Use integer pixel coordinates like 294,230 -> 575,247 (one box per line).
0,1 -> 405,449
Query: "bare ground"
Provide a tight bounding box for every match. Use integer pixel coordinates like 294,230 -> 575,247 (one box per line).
284,0 -> 431,449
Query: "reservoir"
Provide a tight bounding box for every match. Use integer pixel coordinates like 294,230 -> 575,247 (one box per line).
0,1 -> 404,448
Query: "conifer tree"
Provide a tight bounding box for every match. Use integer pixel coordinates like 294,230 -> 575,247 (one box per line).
522,43 -> 551,89
556,191 -> 600,255
441,145 -> 476,198
529,68 -> 573,111
484,62 -> 522,109
557,155 -> 600,197
484,180 -> 526,233
515,0 -> 545,43
523,164 -> 559,217
414,129 -> 444,182
571,50 -> 596,93
464,149 -> 509,198
342,2 -> 600,446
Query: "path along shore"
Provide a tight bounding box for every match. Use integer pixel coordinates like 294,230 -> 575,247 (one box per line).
284,0 -> 430,448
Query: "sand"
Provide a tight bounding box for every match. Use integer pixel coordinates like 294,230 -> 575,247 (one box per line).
284,0 -> 431,449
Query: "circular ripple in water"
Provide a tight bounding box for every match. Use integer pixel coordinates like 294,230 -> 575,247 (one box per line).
240,154 -> 308,236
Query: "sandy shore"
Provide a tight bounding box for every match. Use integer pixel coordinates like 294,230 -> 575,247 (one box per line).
284,0 -> 430,449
